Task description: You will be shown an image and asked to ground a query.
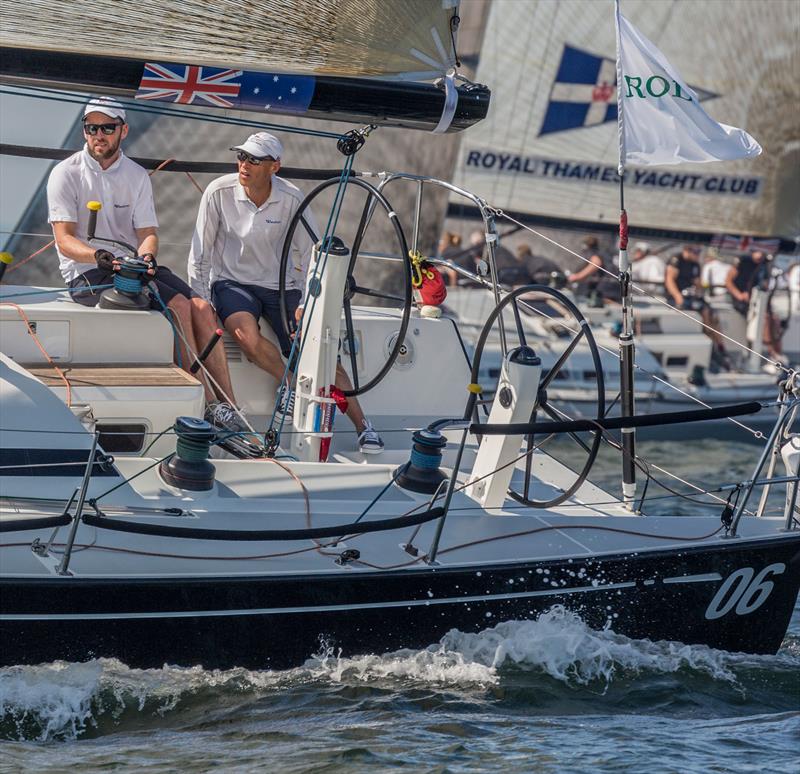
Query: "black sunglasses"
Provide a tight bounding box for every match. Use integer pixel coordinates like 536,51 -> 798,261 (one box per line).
236,150 -> 275,166
83,122 -> 121,136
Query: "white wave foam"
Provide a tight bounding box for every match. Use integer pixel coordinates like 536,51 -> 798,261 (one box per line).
439,606 -> 739,685
0,659 -> 286,742
1,607 -> 767,741
302,606 -> 739,688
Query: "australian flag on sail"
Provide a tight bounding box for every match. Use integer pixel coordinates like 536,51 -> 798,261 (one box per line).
136,63 -> 315,114
539,46 -> 617,136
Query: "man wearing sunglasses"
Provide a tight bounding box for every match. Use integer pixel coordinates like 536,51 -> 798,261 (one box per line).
47,97 -> 247,435
188,131 -> 384,454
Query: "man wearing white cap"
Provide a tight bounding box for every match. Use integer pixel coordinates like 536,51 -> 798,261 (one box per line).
47,97 -> 245,433
187,131 -> 384,453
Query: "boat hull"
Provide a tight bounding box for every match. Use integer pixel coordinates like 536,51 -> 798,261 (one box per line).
2,535 -> 799,669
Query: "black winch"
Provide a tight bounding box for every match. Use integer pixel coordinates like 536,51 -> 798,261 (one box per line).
395,428 -> 447,494
159,417 -> 217,491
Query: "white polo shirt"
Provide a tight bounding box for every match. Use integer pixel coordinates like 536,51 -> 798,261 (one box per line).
701,259 -> 731,296
187,173 -> 316,302
47,147 -> 158,282
630,254 -> 666,285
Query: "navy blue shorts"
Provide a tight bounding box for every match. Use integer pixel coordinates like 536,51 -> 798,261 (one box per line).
68,266 -> 194,309
212,279 -> 300,359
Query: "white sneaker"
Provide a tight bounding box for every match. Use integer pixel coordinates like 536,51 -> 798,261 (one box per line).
205,400 -> 249,434
276,384 -> 295,417
358,420 -> 384,454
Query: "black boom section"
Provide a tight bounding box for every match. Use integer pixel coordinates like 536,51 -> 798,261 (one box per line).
0,48 -> 490,132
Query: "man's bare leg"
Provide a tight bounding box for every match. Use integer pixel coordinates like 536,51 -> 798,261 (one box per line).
224,311 -> 287,381
190,297 -> 237,403
167,294 -> 215,402
335,363 -> 367,431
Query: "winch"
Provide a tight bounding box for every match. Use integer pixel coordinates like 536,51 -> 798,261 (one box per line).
159,416 -> 217,491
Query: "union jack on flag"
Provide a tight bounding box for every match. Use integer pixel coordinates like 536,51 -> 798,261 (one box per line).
136,63 -> 243,107
711,234 -> 781,254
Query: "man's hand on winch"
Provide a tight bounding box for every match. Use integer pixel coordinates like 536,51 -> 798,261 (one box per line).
140,252 -> 158,276
94,249 -> 116,272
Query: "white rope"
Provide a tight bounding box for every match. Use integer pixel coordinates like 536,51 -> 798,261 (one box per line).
494,209 -> 790,373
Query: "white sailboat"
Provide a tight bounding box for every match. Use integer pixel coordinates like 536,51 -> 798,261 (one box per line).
1,0 -> 799,669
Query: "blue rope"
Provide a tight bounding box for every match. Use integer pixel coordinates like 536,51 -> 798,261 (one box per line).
267,154 -> 355,442
410,447 -> 441,469
113,274 -> 143,294
149,289 -> 183,369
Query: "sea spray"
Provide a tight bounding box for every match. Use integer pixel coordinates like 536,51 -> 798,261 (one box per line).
2,608 -> 796,743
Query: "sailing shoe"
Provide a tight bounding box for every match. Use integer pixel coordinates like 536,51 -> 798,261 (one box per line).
276,384 -> 295,418
205,400 -> 249,435
358,420 -> 384,454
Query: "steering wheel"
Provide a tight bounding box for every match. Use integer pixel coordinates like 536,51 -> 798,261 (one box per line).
279,177 -> 413,397
471,284 -> 606,508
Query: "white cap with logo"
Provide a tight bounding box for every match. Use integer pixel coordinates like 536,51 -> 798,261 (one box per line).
231,132 -> 283,160
84,97 -> 127,122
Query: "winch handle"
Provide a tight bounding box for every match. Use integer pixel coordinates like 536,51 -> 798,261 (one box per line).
190,329 -> 224,374
85,201 -> 137,257
86,201 -> 102,241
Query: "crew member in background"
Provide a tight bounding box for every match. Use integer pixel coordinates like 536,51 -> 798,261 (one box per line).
567,236 -> 617,304
664,246 -> 730,369
726,249 -> 784,364
47,97 -> 244,433
498,244 -> 560,286
629,242 -> 665,287
187,131 -> 384,453
700,246 -> 729,297
436,231 -> 463,286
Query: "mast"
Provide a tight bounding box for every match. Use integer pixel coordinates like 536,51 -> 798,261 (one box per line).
615,0 -> 636,509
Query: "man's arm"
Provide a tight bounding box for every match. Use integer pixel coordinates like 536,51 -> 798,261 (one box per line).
568,255 -> 601,283
135,227 -> 158,258
664,264 -> 683,305
187,189 -> 219,302
51,221 -> 97,264
725,266 -> 747,301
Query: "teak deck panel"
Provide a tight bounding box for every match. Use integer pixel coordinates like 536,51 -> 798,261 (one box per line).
28,365 -> 200,388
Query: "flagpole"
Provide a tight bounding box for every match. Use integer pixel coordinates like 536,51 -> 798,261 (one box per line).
615,0 -> 636,509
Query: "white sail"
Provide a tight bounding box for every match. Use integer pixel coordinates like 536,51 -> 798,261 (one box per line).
0,0 -> 460,80
453,0 -> 799,238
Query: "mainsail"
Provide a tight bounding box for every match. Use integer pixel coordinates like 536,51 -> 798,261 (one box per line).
2,0 -> 460,79
451,0 -> 799,239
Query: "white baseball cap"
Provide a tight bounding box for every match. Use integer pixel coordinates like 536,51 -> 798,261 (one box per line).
84,97 -> 126,122
230,132 -> 283,160
634,241 -> 651,252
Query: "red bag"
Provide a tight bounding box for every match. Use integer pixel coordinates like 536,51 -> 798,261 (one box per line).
412,257 -> 447,306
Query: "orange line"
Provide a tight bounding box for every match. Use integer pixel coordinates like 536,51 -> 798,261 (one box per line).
1,301 -> 72,407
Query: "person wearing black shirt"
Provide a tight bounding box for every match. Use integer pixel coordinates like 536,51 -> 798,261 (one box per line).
567,236 -> 617,304
725,250 -> 768,314
725,250 -> 784,363
665,246 -> 729,367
